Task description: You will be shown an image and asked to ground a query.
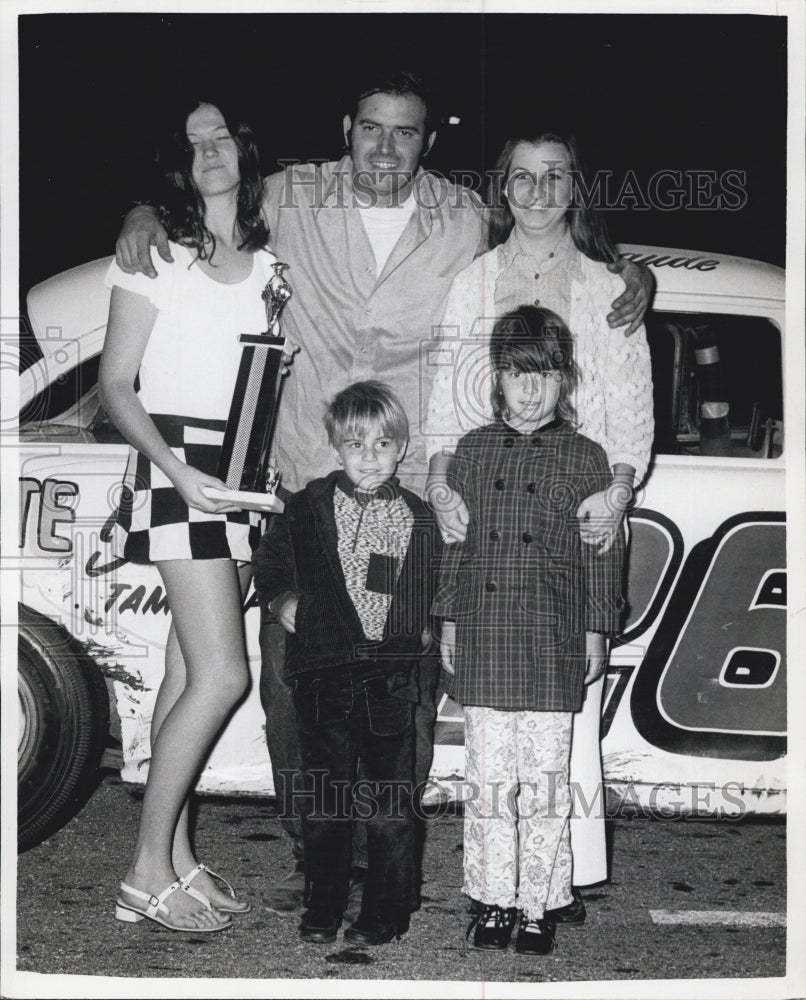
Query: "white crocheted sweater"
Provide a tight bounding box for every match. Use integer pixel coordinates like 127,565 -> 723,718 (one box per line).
424,243 -> 654,484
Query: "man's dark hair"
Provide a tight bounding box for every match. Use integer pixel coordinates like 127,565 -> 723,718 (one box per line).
348,69 -> 441,134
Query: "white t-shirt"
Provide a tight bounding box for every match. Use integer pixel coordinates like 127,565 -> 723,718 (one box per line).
104,243 -> 279,421
357,193 -> 417,274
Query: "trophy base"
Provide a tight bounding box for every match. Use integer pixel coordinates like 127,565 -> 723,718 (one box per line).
202,487 -> 285,514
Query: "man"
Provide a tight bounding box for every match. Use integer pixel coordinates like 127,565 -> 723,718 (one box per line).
116,69 -> 651,916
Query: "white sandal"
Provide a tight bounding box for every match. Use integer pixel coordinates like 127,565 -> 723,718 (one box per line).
182,862 -> 252,914
115,877 -> 232,932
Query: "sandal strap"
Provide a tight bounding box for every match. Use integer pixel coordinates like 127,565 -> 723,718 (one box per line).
182,862 -> 236,900
181,863 -> 206,886
119,879 -> 182,917
466,903 -> 517,938
179,878 -> 214,911
202,866 -> 236,899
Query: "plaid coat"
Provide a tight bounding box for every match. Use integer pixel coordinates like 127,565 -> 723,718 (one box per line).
432,419 -> 626,711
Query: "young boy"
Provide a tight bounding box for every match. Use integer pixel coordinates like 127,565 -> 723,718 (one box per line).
252,380 -> 441,946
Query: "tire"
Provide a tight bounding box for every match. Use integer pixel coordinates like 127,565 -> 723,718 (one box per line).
18,603 -> 110,851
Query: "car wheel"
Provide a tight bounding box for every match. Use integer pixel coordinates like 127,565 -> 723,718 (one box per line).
18,603 -> 110,851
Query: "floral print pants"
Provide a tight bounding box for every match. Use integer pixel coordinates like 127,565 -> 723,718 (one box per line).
463,706 -> 574,920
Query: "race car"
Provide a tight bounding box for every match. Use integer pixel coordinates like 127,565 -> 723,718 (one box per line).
17,244 -> 786,849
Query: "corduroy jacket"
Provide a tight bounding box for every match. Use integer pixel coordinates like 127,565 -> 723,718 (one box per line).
252,470 -> 442,697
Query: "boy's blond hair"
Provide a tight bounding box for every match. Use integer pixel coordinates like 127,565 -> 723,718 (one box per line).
324,380 -> 409,447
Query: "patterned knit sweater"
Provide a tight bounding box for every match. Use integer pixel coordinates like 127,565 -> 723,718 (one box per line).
424,239 -> 654,484
333,482 -> 414,641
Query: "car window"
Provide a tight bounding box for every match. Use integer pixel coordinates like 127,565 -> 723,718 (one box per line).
20,355 -> 130,445
20,357 -> 101,427
647,313 -> 783,459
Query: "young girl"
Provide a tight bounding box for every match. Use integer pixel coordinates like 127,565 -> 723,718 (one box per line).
99,97 -> 284,931
435,306 -> 626,956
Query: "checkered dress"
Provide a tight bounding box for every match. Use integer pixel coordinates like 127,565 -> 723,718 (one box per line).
432,418 -> 626,711
116,415 -> 263,563
104,244 -> 278,564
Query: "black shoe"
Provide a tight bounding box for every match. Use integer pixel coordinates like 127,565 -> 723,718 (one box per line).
466,903 -> 518,951
515,915 -> 556,955
344,911 -> 410,946
299,910 -> 341,943
545,886 -> 586,925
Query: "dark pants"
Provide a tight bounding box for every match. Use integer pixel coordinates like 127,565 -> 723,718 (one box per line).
292,664 -> 417,920
414,657 -> 440,788
258,612 -> 440,867
258,609 -> 304,857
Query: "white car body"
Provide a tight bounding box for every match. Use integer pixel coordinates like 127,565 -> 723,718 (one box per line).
18,244 -> 786,819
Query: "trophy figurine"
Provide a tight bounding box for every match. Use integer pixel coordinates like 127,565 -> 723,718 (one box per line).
203,261 -> 293,513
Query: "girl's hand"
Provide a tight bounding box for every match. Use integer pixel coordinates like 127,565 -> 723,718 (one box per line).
606,257 -> 654,335
271,592 -> 299,634
577,488 -> 626,553
584,631 -> 608,685
426,482 -> 469,543
440,621 -> 456,676
170,463 -> 241,514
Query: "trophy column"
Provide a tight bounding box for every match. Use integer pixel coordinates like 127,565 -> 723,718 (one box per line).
205,261 -> 293,512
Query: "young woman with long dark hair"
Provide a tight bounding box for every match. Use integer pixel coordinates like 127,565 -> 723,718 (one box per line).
99,98 -> 282,932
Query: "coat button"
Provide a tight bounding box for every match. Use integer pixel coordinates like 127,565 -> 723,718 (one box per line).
485,581 -> 497,592
495,479 -> 505,490
526,482 -> 537,493
522,532 -> 533,544
504,437 -> 515,448
489,530 -> 500,541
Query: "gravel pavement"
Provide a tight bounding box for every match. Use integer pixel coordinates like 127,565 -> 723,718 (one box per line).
10,771 -> 790,997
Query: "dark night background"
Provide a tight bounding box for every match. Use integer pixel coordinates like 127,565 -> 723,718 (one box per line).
18,11 -> 787,365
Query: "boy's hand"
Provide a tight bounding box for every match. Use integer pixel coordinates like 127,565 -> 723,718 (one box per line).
271,592 -> 299,634
584,631 -> 608,685
606,257 -> 654,335
440,621 -> 456,676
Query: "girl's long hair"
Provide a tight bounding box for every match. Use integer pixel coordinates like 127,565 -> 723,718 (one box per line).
490,305 -> 580,426
486,131 -> 617,263
154,97 -> 268,262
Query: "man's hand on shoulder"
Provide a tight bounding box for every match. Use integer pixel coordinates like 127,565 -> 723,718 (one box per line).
116,205 -> 173,277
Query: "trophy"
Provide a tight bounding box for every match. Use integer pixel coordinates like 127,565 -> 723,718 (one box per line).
202,262 -> 292,513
